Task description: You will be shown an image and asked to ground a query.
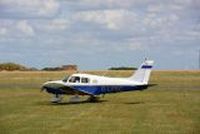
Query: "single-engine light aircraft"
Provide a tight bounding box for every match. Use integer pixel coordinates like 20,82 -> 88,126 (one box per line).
41,60 -> 154,103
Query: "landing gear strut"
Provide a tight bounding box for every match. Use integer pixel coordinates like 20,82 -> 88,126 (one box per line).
69,95 -> 81,103
51,94 -> 63,103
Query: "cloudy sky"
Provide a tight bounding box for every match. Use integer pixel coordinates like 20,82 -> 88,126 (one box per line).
0,0 -> 200,70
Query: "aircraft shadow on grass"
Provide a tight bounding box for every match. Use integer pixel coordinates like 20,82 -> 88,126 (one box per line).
123,101 -> 145,105
37,99 -> 145,106
52,100 -> 108,105
36,99 -> 108,106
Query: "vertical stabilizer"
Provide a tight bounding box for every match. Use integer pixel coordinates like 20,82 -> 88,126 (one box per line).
129,60 -> 154,84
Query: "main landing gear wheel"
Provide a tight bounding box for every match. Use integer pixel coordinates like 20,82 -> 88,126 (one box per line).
51,94 -> 63,103
69,95 -> 81,103
87,96 -> 100,102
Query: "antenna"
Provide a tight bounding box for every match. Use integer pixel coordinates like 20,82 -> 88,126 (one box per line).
144,46 -> 149,61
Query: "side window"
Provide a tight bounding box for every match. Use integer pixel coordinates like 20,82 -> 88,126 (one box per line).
69,76 -> 80,83
81,77 -> 90,83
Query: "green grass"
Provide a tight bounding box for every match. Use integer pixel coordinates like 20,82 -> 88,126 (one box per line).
0,71 -> 199,134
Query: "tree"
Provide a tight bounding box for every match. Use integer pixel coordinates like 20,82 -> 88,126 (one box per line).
0,63 -> 28,71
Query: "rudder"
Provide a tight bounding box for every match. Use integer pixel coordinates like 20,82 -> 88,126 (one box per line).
129,60 -> 154,84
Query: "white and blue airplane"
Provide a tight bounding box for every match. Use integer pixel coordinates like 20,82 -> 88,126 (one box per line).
41,60 -> 154,103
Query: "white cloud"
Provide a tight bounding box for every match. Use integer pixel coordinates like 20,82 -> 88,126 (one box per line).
186,31 -> 200,37
74,9 -> 137,30
0,20 -> 34,39
147,4 -> 163,13
38,0 -> 59,16
143,13 -> 179,28
80,0 -> 135,8
16,20 -> 34,36
0,0 -> 59,16
173,30 -> 200,41
146,1 -> 191,15
128,42 -> 143,50
0,27 -> 7,36
45,19 -> 70,31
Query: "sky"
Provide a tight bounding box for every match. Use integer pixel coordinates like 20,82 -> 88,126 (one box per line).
0,0 -> 200,70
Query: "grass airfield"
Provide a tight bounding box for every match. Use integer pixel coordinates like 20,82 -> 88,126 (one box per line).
0,70 -> 199,134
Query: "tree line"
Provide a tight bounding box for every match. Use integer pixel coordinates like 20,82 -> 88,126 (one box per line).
0,63 -> 37,71
0,62 -> 137,71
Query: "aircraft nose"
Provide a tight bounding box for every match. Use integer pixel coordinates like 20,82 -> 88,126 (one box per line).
41,82 -> 66,95
41,82 -> 51,92
41,80 -> 64,92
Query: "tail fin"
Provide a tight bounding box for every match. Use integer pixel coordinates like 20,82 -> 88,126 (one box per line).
129,60 -> 154,84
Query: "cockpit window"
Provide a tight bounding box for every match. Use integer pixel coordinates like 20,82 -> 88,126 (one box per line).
69,76 -> 80,83
62,76 -> 69,82
81,77 -> 90,83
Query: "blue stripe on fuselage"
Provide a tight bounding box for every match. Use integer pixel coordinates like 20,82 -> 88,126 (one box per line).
72,85 -> 148,95
141,65 -> 152,69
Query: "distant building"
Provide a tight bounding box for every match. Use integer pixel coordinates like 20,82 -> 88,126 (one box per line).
61,65 -> 77,71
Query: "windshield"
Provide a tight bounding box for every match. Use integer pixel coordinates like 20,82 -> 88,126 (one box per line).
69,76 -> 80,83
62,76 -> 70,82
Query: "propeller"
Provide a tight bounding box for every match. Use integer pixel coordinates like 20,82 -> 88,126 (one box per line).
40,86 -> 46,92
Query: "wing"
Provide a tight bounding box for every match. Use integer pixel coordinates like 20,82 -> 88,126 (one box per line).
61,85 -> 94,95
43,85 -> 94,96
